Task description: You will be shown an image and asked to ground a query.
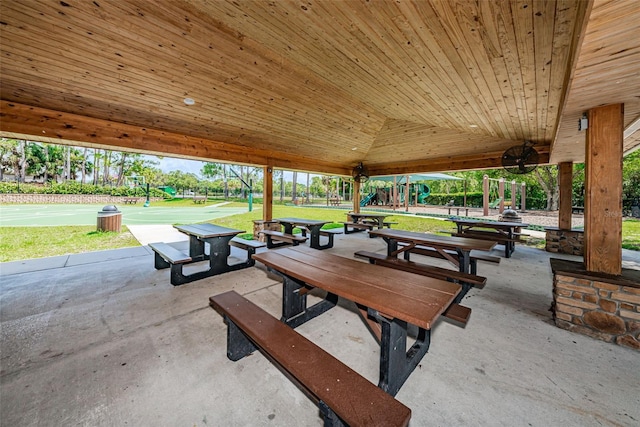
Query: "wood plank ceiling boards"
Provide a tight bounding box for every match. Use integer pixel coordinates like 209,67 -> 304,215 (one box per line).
1,0 -> 638,176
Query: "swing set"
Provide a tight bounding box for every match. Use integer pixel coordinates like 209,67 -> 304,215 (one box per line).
482,175 -> 527,216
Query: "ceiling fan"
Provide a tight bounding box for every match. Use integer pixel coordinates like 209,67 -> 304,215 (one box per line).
351,162 -> 369,183
501,141 -> 539,175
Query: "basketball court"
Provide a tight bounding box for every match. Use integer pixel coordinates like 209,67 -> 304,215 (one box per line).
0,203 -> 247,227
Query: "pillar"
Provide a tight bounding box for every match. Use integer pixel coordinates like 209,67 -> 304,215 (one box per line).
405,175 -> 409,212
558,162 -> 573,230
263,166 -> 273,221
584,103 -> 623,275
483,175 -> 489,216
353,179 -> 361,214
521,183 -> 526,213
498,178 -> 505,213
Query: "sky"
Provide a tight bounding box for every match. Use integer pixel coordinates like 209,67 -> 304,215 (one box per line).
152,156 -> 308,181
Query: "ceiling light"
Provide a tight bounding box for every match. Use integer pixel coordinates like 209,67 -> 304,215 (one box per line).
469,124 -> 478,128
183,98 -> 195,105
351,147 -> 358,151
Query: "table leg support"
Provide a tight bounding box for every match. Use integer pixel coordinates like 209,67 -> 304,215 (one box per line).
370,310 -> 431,397
273,269 -> 338,328
225,317 -> 257,361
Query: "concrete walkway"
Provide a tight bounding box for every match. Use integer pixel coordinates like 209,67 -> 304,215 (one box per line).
1,234 -> 639,426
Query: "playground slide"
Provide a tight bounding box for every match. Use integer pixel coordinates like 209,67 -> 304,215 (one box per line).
360,193 -> 375,206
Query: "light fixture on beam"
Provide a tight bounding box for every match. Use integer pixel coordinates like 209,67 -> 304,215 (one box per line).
578,113 -> 588,131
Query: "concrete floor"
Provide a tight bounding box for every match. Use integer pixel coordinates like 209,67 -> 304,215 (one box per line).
1,233 -> 639,427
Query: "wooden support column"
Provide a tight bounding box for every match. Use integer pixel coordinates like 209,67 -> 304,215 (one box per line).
263,166 -> 273,221
521,183 -> 527,212
405,175 -> 409,212
511,180 -> 517,210
353,179 -> 361,214
483,175 -> 489,216
584,104 -> 623,275
392,177 -> 397,211
558,162 -> 573,230
498,178 -> 505,213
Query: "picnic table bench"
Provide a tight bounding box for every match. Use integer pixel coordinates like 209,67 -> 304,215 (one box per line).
210,291 -> 411,427
401,242 -> 500,275
252,246 -> 461,396
259,229 -> 308,248
369,228 -> 496,275
329,196 -> 341,206
354,250 -> 485,309
446,218 -> 530,258
193,196 -> 207,204
273,218 -> 336,250
123,197 -> 138,204
150,224 -> 265,285
447,206 -> 468,216
342,213 -> 396,236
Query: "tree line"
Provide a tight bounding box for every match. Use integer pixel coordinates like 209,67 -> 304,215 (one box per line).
2,138 -> 638,211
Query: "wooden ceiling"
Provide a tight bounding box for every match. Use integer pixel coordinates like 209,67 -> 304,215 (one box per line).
1,0 -> 638,176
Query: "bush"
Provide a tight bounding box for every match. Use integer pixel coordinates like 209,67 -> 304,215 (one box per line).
0,181 -> 170,198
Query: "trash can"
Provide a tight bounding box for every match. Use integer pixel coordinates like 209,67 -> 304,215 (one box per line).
97,205 -> 122,232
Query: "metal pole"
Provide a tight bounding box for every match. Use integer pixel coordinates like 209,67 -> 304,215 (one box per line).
144,183 -> 150,207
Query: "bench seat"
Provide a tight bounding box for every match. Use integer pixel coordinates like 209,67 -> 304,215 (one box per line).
451,230 -> 526,257
210,291 -> 411,427
149,242 -> 192,285
149,242 -> 192,265
400,244 -> 500,275
259,230 -> 308,249
193,197 -> 206,204
354,250 -> 485,310
229,237 -> 266,266
123,197 -> 138,204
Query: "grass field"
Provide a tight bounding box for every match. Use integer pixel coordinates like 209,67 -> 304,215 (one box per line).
1,205 -> 638,262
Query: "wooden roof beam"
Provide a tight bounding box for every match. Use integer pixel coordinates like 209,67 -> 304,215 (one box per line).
0,101 -> 350,176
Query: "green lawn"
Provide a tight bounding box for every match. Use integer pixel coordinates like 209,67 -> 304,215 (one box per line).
1,206 -> 638,262
0,225 -> 139,262
622,218 -> 640,250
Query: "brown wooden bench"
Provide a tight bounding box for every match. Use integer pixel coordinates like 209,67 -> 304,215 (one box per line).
210,291 -> 412,427
451,230 -> 527,257
354,250 -> 485,315
447,207 -> 468,216
229,237 -> 266,267
259,229 -> 308,249
400,244 -> 501,275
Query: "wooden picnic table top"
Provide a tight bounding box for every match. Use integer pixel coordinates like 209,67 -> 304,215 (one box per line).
252,246 -> 460,330
446,218 -> 530,229
348,212 -> 390,219
274,217 -> 332,227
368,228 -> 496,253
174,223 -> 244,238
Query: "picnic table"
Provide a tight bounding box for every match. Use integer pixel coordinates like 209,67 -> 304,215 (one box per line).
368,228 -> 496,274
149,223 -> 264,285
446,218 -> 529,257
343,212 -> 396,235
274,217 -> 337,250
252,246 -> 461,396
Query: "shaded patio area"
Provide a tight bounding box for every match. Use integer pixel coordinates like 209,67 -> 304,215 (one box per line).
1,233 -> 639,426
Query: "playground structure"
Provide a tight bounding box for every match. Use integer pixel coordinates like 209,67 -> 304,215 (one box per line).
361,173 -> 460,210
482,175 -> 527,216
357,173 -> 527,216
360,183 -> 431,207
